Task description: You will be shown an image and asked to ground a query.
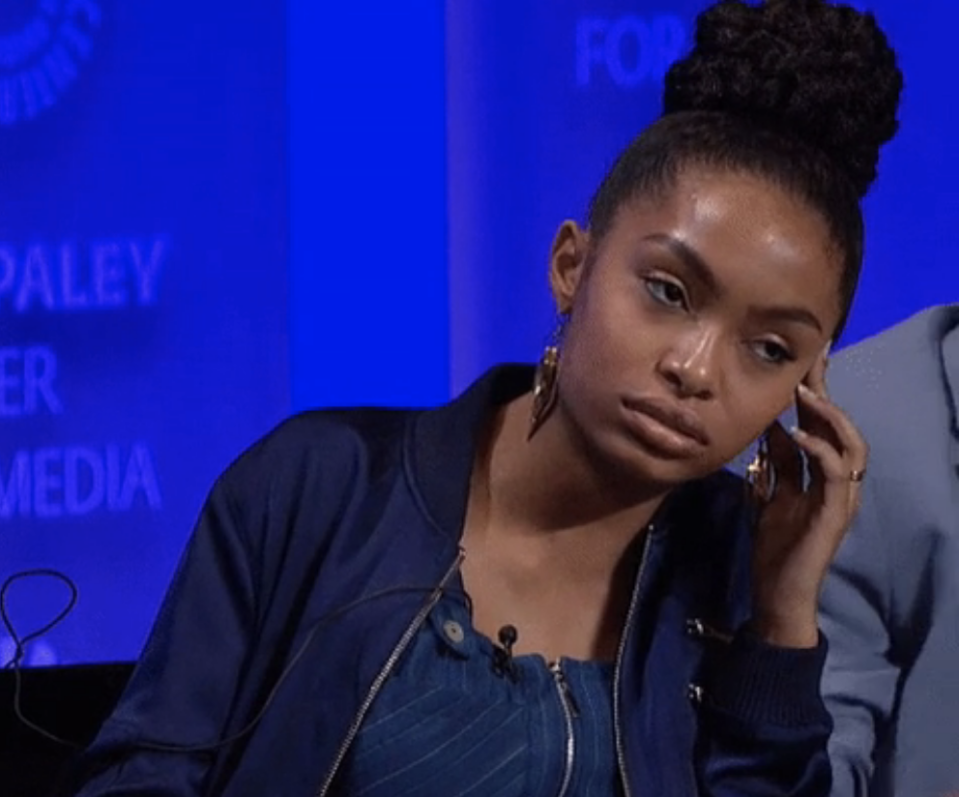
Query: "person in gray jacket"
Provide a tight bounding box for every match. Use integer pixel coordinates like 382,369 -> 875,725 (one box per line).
814,303 -> 959,796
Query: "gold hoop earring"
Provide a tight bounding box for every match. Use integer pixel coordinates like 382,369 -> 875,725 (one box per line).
528,345 -> 559,439
528,315 -> 568,439
745,431 -> 773,506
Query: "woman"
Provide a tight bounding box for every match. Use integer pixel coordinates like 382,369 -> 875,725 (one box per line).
72,0 -> 903,795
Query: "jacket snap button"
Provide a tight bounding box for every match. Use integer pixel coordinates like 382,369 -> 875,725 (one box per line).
443,620 -> 465,644
687,683 -> 705,704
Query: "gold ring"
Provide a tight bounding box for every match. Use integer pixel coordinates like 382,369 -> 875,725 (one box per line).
849,468 -> 866,483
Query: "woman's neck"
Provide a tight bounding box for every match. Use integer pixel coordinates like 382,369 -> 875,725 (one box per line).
474,394 -> 669,553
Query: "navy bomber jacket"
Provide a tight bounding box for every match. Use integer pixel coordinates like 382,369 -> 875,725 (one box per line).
72,365 -> 832,796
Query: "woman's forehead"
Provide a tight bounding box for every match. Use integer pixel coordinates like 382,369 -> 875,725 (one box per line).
597,170 -> 844,322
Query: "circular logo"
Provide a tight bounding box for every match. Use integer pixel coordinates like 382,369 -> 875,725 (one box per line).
0,0 -> 102,126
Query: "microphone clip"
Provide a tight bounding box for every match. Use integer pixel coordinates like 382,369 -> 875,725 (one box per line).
492,624 -> 519,682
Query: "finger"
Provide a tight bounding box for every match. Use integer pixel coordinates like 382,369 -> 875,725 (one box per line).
795,385 -> 842,457
790,427 -> 856,563
790,424 -> 852,511
796,342 -> 831,430
796,384 -> 868,468
765,420 -> 803,496
802,341 -> 831,396
849,487 -> 863,518
847,467 -> 868,516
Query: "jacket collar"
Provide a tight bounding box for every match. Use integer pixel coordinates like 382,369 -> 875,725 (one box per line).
938,308 -> 959,439
405,364 -> 535,541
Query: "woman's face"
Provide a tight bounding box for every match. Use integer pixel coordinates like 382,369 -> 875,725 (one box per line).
549,166 -> 844,486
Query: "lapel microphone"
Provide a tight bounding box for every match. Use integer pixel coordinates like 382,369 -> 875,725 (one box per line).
492,625 -> 519,681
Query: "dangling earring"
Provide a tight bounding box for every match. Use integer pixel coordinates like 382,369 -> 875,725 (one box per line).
528,315 -> 567,439
745,431 -> 773,507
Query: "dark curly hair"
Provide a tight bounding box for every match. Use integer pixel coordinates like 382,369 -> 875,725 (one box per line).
587,0 -> 903,339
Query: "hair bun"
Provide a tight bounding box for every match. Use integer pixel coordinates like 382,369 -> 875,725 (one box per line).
663,0 -> 903,197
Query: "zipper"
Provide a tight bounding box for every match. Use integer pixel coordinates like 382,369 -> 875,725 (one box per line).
613,528 -> 654,797
549,658 -> 579,797
315,548 -> 465,797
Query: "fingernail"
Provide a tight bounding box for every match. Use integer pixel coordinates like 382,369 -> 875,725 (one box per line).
790,425 -> 807,439
797,383 -> 816,400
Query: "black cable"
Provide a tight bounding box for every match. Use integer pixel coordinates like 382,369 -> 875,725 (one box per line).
1,570 -> 471,753
1,569 -> 81,746
2,569 -> 78,669
133,583 -> 472,754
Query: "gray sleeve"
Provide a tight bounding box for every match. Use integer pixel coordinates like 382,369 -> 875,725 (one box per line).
818,480 -> 900,797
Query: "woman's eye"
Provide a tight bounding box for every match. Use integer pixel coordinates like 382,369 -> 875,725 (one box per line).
751,340 -> 794,365
645,278 -> 687,309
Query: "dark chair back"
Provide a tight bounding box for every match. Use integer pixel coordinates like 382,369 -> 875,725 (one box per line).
0,663 -> 134,797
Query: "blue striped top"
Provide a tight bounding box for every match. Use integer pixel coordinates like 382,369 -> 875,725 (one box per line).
337,592 -> 622,796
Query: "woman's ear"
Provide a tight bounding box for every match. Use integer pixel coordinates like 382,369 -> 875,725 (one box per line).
548,221 -> 590,315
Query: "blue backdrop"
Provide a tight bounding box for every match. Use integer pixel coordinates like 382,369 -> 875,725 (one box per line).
448,0 -> 959,392
0,1 -> 287,665
1,0 -> 956,665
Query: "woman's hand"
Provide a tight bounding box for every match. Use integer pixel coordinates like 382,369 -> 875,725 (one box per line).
748,345 -> 868,648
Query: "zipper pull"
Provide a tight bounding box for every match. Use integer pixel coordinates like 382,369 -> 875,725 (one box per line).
550,660 -> 581,718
